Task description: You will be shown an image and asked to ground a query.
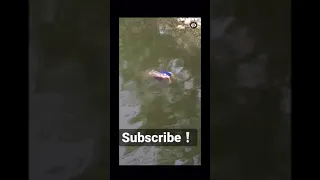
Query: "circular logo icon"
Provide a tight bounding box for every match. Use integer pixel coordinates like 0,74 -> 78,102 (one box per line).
189,22 -> 198,29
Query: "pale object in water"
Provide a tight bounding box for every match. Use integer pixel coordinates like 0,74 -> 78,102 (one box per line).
142,69 -> 173,88
176,25 -> 186,30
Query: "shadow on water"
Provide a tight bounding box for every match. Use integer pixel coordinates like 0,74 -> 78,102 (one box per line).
119,18 -> 201,165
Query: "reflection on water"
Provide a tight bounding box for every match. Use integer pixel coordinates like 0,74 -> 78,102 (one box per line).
119,18 -> 201,165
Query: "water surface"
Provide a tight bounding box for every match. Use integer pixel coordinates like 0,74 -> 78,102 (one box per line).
119,18 -> 201,165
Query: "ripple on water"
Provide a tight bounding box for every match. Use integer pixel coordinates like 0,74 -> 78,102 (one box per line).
120,146 -> 158,165
119,75 -> 123,91
119,89 -> 142,129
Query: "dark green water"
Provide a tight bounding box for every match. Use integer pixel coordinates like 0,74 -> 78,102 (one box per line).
119,18 -> 201,165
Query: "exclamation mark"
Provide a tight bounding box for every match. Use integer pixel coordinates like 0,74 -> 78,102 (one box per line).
186,132 -> 190,143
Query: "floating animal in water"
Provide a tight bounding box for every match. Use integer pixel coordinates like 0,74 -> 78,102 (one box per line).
147,70 -> 173,84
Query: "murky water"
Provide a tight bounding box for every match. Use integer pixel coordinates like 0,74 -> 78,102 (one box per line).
119,18 -> 201,165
